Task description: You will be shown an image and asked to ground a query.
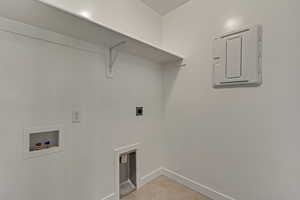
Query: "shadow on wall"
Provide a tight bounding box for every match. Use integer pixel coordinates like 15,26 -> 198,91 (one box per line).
163,64 -> 181,106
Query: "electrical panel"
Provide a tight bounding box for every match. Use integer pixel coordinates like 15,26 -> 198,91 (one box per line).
212,25 -> 263,87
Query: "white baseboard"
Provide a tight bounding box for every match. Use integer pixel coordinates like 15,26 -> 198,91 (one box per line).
161,168 -> 236,200
101,193 -> 115,200
140,167 -> 164,187
101,167 -> 236,200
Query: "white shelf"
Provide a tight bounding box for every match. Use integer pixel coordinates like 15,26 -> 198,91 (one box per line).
0,0 -> 183,65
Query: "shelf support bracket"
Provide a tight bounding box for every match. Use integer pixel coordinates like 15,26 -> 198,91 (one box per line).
165,60 -> 186,68
106,41 -> 126,79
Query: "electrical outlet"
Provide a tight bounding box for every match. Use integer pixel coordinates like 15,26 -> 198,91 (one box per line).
72,110 -> 81,123
136,107 -> 143,116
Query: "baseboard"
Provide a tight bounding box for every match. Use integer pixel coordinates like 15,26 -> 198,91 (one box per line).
161,168 -> 237,200
101,167 -> 236,200
140,167 -> 164,187
101,193 -> 115,200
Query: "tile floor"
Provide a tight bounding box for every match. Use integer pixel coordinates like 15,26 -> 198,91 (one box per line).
122,176 -> 211,200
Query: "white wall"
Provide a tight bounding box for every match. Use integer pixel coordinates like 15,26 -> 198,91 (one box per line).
0,19 -> 164,200
162,0 -> 300,200
2,0 -> 300,200
40,0 -> 162,46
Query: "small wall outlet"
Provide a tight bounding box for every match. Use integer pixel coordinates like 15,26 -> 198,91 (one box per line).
136,107 -> 143,116
72,110 -> 81,123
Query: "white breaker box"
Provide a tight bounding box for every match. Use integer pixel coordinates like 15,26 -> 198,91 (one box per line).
212,25 -> 263,87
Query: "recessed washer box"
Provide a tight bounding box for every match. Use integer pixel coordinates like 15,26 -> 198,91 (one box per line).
212,25 -> 263,87
23,125 -> 64,159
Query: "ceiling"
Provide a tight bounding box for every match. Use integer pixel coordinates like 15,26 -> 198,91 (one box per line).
140,0 -> 191,15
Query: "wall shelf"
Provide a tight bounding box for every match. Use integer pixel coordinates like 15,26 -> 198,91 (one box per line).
0,0 -> 183,65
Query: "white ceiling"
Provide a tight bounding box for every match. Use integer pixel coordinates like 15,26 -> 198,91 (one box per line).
141,0 -> 191,15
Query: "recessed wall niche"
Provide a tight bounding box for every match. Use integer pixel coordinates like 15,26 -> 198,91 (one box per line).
23,125 -> 64,159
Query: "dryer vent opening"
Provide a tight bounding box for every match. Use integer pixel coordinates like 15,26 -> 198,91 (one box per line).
119,151 -> 137,198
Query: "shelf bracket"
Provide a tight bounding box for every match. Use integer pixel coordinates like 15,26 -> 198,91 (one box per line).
106,41 -> 126,79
